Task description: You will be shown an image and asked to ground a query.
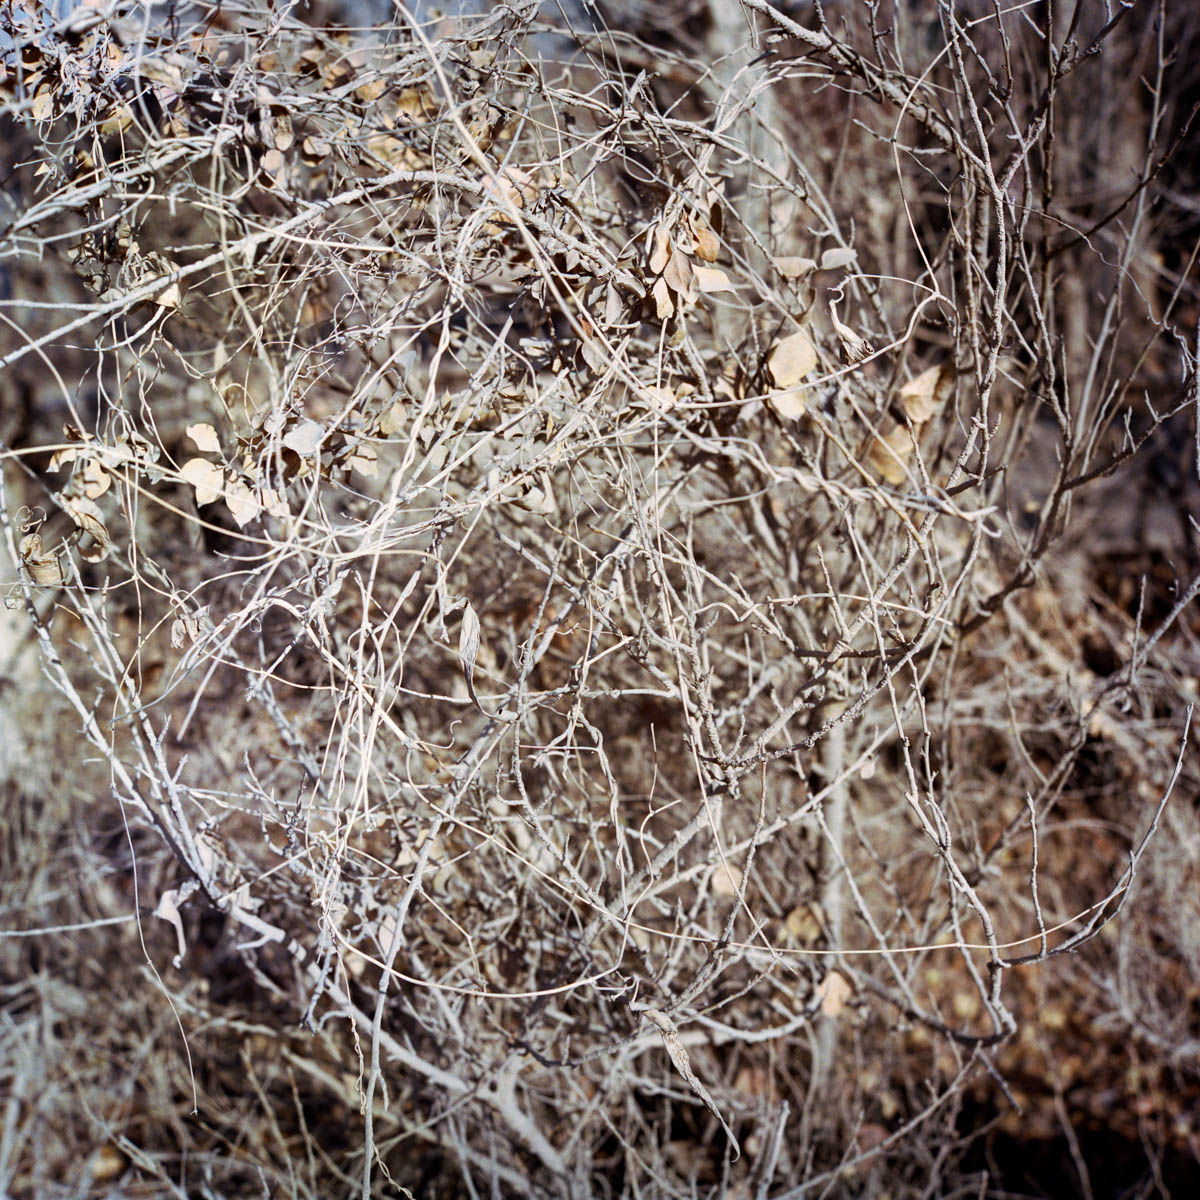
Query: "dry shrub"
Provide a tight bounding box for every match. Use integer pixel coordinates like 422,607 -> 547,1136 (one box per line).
1,1 -> 1198,1196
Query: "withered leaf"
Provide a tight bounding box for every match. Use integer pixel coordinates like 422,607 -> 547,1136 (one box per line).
769,388 -> 810,420
867,423 -> 914,484
692,265 -> 735,294
224,477 -> 261,528
19,534 -> 64,586
186,423 -> 221,454
643,1009 -> 740,1159
819,247 -> 858,272
768,328 -> 818,389
61,494 -> 110,561
817,970 -> 853,1017
774,255 -> 818,279
181,457 -> 224,506
662,246 -> 692,297
651,277 -> 674,320
648,223 -> 671,275
710,863 -> 742,898
689,215 -> 720,262
282,419 -> 324,457
899,364 -> 954,424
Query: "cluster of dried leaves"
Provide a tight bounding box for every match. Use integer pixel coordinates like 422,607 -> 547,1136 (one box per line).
2,1 -> 1199,1197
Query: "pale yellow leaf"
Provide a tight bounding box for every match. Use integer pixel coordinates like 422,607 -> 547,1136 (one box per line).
690,216 -> 720,262
867,424 -> 913,484
768,328 -> 818,389
154,282 -> 181,309
769,388 -> 810,420
663,246 -> 692,297
899,364 -> 954,424
223,477 -> 261,527
652,277 -> 674,320
817,970 -> 852,1017
181,457 -> 224,506
774,255 -> 817,279
820,246 -> 857,271
710,863 -> 742,898
61,494 -> 110,561
648,223 -> 671,275
186,422 -> 221,453
692,265 -> 735,294
283,419 -> 324,457
81,459 -> 110,499
784,903 -> 824,944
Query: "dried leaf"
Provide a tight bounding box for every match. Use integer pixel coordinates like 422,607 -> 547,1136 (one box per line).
482,165 -> 537,217
643,1009 -> 740,1159
379,403 -> 405,436
458,601 -> 482,707
282,419 -> 324,457
153,888 -> 189,967
301,135 -> 331,160
223,476 -> 261,527
347,444 -> 378,476
186,422 -> 221,453
651,277 -> 674,320
784,903 -> 824,944
181,457 -> 224,506
663,246 -> 692,297
261,148 -> 285,175
774,255 -> 818,279
692,265 -> 735,294
768,328 -> 818,389
31,89 -> 54,122
710,863 -> 742,897
19,533 -> 64,586
62,494 -> 110,561
899,364 -> 954,424
820,246 -> 858,272
260,487 -> 289,518
154,282 -> 181,309
645,385 -> 676,412
689,215 -> 720,262
648,223 -> 672,275
170,609 -> 204,648
867,424 -> 913,485
81,459 -> 110,499
769,388 -> 810,420
829,300 -> 872,363
817,970 -> 853,1017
